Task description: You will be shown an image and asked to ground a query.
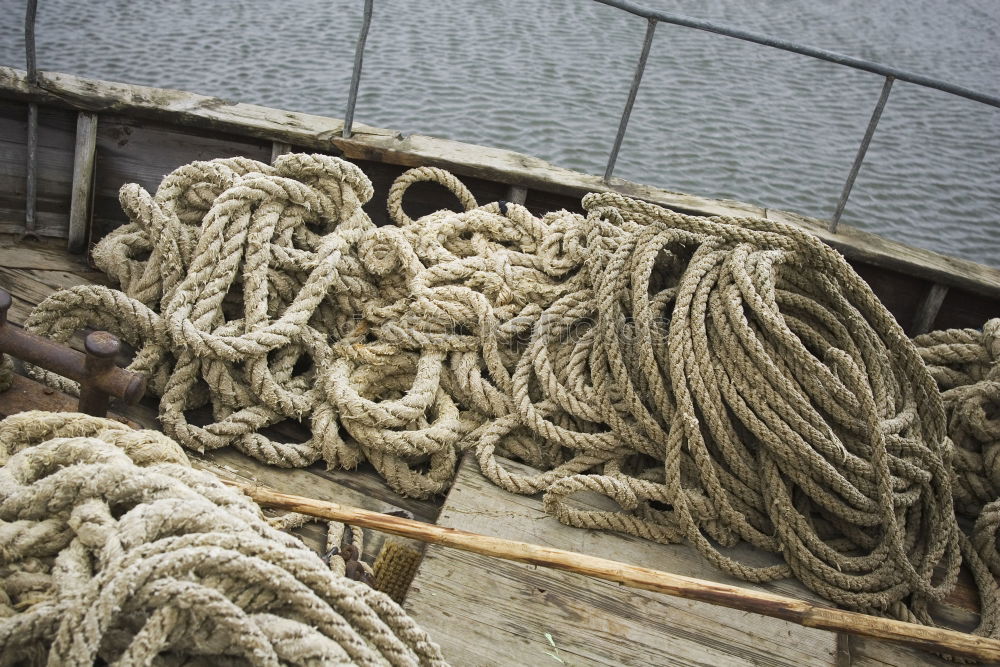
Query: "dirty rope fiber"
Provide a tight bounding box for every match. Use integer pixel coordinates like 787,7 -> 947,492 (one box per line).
0,410 -> 446,666
22,154 -> 1000,642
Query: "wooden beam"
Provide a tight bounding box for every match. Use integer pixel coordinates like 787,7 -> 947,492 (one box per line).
836,633 -> 853,667
270,141 -> 291,164
910,283 -> 949,335
232,482 -> 1000,663
505,184 -> 527,205
67,112 -> 98,254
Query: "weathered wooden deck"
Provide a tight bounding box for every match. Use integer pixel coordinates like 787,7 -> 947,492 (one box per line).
0,233 -> 987,666
404,454 -> 982,666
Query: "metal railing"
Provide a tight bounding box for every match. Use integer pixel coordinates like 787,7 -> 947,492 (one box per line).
21,0 -> 1000,235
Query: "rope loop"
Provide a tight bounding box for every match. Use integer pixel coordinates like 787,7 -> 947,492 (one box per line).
19,156 -> 1000,646
0,411 -> 446,666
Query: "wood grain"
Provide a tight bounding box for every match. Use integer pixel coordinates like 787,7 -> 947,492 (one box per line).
67,112 -> 98,253
234,457 -> 1000,664
0,100 -> 75,237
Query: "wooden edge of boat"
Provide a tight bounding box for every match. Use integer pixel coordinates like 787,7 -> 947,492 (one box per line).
1,64 -> 999,309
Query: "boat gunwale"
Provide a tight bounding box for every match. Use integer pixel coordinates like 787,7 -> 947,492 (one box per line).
2,65 -> 999,301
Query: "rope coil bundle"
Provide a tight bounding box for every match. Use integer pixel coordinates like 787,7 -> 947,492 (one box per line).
916,320 -> 1000,516
915,321 -> 1000,615
0,410 -> 445,666
21,154 -> 1000,641
25,155 -> 479,498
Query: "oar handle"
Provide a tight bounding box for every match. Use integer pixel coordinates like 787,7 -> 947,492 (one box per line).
229,481 -> 1000,663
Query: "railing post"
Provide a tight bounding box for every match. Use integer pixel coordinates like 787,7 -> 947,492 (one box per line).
23,0 -> 40,241
25,0 -> 37,83
604,17 -> 657,183
342,0 -> 374,139
67,112 -> 98,254
829,75 -> 894,233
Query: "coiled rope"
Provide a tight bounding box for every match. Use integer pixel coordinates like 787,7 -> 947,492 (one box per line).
0,355 -> 12,393
25,154 -> 479,499
915,320 -> 1000,619
21,154 -> 1000,641
0,410 -> 446,666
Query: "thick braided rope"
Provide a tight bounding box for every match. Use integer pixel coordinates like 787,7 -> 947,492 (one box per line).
0,410 -> 447,666
20,157 -> 1000,643
915,320 -> 1000,515
24,155 -> 478,499
914,320 -> 1000,626
0,354 -> 12,393
378,173 -> 992,637
464,192 -> 969,626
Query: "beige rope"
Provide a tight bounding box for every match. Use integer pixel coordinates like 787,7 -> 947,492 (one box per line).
0,410 -> 446,666
21,155 -> 1000,645
915,320 -> 1000,515
915,319 -> 1000,636
25,154 -> 476,499
0,354 -> 12,393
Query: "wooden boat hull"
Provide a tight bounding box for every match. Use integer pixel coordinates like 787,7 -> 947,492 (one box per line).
1,66 -> 998,334
0,66 -> 996,666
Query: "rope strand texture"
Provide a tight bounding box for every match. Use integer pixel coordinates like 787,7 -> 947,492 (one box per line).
0,410 -> 446,666
21,155 -> 999,643
915,320 -> 1000,637
25,155 -> 477,498
467,191 -> 968,630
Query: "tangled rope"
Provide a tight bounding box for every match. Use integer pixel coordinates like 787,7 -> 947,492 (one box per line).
915,321 -> 1000,613
0,410 -> 446,666
22,154 -> 1000,642
0,354 -> 12,393
916,320 -> 1000,515
25,155 -> 480,498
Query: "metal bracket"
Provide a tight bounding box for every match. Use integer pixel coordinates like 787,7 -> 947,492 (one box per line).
0,289 -> 146,417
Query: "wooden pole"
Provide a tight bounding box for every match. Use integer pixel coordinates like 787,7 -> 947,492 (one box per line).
232,481 -> 1000,663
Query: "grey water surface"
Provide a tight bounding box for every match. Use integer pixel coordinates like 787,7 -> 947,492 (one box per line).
1,0 -> 998,267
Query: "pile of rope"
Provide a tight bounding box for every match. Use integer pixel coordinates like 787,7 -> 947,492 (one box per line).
916,320 -> 1000,516
22,153 -> 1000,638
0,410 -> 446,666
0,354 -> 12,393
26,154 -> 480,498
915,321 -> 1000,606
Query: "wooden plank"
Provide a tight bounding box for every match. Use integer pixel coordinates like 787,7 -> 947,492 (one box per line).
271,141 -> 292,164
506,184 -> 527,205
92,114 -> 272,240
0,233 -> 94,271
3,67 -> 998,299
404,455 -> 839,666
0,67 -> 391,149
243,483 -> 1000,663
910,284 -> 949,335
67,112 -> 98,253
0,265 -> 105,326
935,288 -> 1000,331
851,262 -> 932,329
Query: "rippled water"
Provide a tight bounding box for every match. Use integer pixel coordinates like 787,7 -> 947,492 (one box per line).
1,0 -> 998,267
